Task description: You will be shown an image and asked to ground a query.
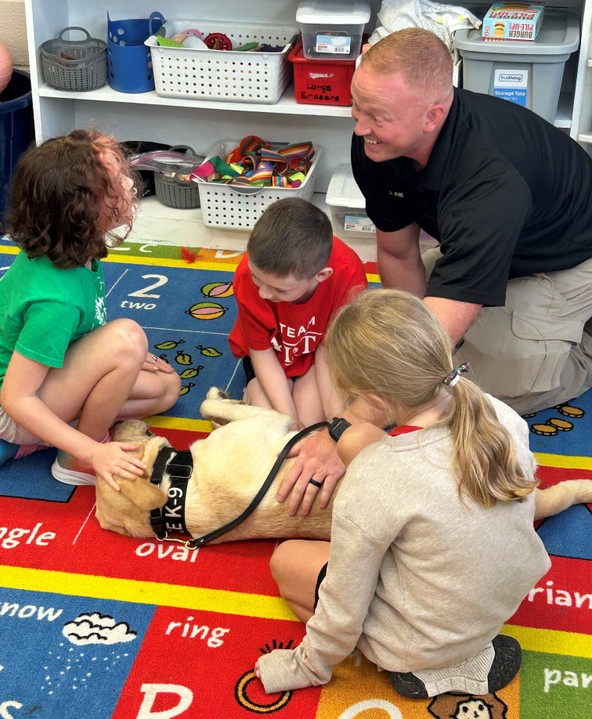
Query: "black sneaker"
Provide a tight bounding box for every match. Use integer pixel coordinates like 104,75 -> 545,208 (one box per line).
389,670 -> 430,699
487,634 -> 522,693
390,634 -> 522,699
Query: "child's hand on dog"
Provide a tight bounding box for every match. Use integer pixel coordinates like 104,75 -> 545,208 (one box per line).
92,441 -> 146,491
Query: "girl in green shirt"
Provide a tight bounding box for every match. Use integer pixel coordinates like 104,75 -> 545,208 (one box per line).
0,129 -> 180,487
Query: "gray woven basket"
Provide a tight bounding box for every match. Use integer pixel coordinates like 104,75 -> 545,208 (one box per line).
40,27 -> 107,92
154,146 -> 203,209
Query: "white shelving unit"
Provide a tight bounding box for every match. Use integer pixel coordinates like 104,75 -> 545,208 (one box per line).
24,0 -> 592,261
23,0 -> 381,261
571,0 -> 592,150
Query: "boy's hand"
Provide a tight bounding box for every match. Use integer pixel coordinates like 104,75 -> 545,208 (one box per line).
277,431 -> 345,516
92,441 -> 146,492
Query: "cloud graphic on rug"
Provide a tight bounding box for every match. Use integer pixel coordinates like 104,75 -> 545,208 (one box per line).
62,612 -> 137,645
37,612 -> 138,697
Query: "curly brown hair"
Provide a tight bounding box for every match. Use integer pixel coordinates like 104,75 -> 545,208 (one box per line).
4,129 -> 140,269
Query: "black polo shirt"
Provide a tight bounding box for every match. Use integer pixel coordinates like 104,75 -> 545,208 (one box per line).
351,88 -> 592,306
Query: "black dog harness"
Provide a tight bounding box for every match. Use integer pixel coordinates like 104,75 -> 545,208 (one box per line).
149,447 -> 194,536
149,422 -> 328,550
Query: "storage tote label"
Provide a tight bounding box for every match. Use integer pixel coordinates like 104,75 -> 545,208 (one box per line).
493,69 -> 528,107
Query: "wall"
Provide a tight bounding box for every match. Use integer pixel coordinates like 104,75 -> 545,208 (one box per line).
0,0 -> 28,69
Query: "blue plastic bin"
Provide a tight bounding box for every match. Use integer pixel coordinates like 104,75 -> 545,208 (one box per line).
0,70 -> 33,219
107,12 -> 165,93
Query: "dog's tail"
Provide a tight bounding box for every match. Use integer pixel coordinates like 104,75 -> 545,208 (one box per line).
535,479 -> 592,520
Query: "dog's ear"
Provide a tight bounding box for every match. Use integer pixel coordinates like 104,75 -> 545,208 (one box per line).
118,477 -> 167,511
108,440 -> 168,511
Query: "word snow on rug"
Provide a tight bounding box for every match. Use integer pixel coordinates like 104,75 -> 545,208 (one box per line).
0,240 -> 590,719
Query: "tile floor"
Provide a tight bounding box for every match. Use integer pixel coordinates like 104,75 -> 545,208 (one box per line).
132,193 -> 379,263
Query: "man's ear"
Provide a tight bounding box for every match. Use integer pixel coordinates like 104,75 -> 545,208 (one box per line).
314,267 -> 334,284
424,103 -> 447,133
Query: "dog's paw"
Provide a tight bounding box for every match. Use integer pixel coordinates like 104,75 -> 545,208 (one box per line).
206,386 -> 230,401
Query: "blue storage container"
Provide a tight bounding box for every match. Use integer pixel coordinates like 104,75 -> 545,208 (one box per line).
0,70 -> 33,219
107,11 -> 165,93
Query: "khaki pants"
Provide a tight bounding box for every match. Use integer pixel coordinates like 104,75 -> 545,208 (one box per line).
423,250 -> 592,415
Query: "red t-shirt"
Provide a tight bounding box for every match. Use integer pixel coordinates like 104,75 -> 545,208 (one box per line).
228,237 -> 367,378
389,426 -> 421,436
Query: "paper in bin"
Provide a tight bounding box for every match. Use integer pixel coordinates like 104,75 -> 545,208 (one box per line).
368,0 -> 481,55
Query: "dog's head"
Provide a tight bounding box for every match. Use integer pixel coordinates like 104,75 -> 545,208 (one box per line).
95,420 -> 172,538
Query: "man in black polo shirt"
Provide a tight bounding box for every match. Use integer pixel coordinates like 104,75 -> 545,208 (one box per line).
273,26 -> 592,518
351,27 -> 592,414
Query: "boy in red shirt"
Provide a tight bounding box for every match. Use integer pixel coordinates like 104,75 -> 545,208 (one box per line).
229,198 -> 367,429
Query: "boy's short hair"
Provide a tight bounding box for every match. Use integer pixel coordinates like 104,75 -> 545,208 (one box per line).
247,198 -> 333,279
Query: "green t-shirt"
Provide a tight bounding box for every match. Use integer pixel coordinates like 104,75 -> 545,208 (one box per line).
0,251 -> 107,388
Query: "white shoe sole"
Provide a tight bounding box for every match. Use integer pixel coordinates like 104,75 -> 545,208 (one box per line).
51,458 -> 96,486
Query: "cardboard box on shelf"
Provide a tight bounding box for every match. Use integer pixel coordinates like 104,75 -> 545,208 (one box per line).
481,2 -> 545,42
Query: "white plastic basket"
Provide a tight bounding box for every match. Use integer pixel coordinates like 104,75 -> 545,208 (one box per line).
197,140 -> 321,230
145,20 -> 298,103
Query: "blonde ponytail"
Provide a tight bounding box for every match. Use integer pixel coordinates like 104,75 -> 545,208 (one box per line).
445,378 -> 537,506
327,289 -> 537,508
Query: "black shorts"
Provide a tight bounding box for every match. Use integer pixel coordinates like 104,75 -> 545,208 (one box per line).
242,356 -> 256,383
314,563 -> 328,610
242,354 -> 306,383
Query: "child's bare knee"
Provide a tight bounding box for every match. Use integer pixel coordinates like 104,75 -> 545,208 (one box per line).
269,540 -> 303,589
107,319 -> 148,358
269,542 -> 291,585
161,371 -> 182,410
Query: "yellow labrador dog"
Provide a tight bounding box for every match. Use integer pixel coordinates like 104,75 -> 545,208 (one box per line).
95,387 -> 592,545
95,387 -> 333,544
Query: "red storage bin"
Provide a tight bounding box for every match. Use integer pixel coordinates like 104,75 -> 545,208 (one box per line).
288,40 -> 355,106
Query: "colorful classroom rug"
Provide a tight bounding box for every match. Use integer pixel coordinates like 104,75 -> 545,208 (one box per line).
0,240 -> 591,719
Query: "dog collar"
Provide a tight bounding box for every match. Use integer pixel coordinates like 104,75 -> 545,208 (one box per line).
149,446 -> 194,537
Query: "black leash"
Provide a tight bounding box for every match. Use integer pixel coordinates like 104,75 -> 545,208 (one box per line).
153,421 -> 329,550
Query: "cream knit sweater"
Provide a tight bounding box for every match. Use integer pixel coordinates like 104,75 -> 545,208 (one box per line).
258,396 -> 551,693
